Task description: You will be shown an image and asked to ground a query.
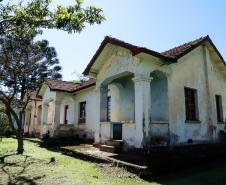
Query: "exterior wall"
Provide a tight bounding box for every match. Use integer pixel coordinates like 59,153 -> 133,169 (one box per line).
41,87 -> 56,136
205,47 -> 226,138
168,46 -> 226,144
56,92 -> 75,125
109,76 -> 135,122
74,87 -> 97,139
150,71 -> 169,121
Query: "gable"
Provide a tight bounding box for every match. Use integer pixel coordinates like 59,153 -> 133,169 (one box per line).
83,36 -> 174,76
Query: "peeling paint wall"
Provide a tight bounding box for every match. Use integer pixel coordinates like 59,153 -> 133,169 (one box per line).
168,45 -> 226,144
150,71 -> 169,121
109,76 -> 135,122
74,87 -> 97,139
24,99 -> 42,136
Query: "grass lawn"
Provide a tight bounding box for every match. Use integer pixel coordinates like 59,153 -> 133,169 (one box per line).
0,138 -> 226,185
0,138 -> 157,185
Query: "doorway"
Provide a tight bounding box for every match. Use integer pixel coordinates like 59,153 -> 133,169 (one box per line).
113,123 -> 122,140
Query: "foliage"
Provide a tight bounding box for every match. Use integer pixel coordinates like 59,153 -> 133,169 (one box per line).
0,107 -> 10,141
0,0 -> 105,35
0,0 -> 105,154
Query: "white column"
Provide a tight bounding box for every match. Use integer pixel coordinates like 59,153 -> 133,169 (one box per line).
100,85 -> 108,122
40,103 -> 48,138
29,104 -> 35,136
94,87 -> 101,143
51,101 -> 61,137
133,75 -> 153,148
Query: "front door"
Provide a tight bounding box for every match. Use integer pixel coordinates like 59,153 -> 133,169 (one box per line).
113,123 -> 122,140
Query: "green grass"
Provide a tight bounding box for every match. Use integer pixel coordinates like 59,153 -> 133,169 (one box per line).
0,138 -> 157,185
1,138 -> 226,185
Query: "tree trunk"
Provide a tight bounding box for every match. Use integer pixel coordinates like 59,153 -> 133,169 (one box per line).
17,129 -> 24,154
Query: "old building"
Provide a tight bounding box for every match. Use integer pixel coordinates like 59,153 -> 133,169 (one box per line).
83,35 -> 226,148
32,35 -> 226,150
37,78 -> 96,139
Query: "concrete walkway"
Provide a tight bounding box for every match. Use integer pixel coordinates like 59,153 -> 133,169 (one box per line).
61,145 -> 148,171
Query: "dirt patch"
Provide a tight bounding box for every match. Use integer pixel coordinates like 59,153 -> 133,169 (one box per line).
96,163 -> 138,179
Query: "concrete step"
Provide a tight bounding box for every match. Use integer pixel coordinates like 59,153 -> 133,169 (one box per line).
93,143 -> 101,148
100,145 -> 116,153
105,140 -> 123,148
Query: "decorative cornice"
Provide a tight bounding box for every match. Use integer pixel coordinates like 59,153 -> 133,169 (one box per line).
132,76 -> 153,83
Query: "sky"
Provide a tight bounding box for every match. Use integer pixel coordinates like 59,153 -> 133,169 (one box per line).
38,0 -> 226,81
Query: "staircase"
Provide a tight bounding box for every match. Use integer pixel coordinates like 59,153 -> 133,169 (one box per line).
100,140 -> 123,153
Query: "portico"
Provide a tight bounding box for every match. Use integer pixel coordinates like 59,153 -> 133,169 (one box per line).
85,36 -> 171,149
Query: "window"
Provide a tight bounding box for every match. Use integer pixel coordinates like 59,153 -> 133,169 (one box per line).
107,96 -> 111,121
215,95 -> 223,122
79,101 -> 86,123
64,105 -> 68,124
184,87 -> 199,121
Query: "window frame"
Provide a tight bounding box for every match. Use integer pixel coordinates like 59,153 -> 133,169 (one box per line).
184,87 -> 200,123
215,95 -> 224,123
64,105 -> 69,124
107,96 -> 111,122
79,101 -> 86,123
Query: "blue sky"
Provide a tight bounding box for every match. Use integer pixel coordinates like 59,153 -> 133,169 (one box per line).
39,0 -> 226,81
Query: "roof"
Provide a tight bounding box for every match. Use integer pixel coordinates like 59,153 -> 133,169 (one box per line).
44,78 -> 96,93
72,78 -> 96,92
161,36 -> 209,59
83,36 -> 176,75
83,35 -> 226,75
45,79 -> 79,92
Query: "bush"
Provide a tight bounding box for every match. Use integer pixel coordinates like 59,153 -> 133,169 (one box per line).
0,112 -> 11,139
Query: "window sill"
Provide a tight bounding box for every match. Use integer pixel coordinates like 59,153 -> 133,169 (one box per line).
217,122 -> 225,124
185,120 -> 201,124
78,122 -> 86,124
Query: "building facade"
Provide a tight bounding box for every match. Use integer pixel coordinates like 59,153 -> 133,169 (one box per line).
27,35 -> 226,149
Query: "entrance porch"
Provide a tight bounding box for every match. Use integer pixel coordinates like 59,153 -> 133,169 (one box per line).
97,70 -> 169,150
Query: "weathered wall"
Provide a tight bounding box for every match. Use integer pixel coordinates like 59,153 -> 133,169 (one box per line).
150,71 -> 169,121
205,47 -> 226,137
167,45 -> 226,144
109,76 -> 135,122
74,87 -> 97,139
168,46 -> 208,143
25,99 -> 42,136
56,94 -> 75,125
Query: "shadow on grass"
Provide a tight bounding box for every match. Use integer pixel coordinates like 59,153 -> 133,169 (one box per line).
139,157 -> 226,185
0,153 -> 45,185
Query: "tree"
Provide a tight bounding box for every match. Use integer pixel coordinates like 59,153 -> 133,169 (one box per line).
0,0 -> 104,154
